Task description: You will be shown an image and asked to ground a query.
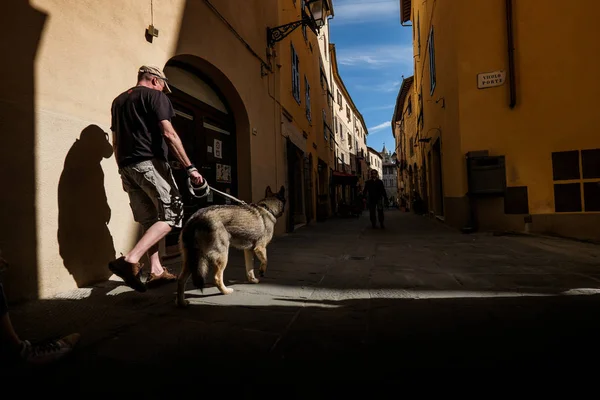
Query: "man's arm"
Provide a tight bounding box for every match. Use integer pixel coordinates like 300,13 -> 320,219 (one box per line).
152,92 -> 202,184
159,119 -> 204,184
159,119 -> 193,168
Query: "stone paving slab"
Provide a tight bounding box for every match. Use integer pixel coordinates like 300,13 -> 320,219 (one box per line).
4,210 -> 600,393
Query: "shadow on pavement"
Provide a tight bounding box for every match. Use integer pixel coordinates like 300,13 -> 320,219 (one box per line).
5,286 -> 600,395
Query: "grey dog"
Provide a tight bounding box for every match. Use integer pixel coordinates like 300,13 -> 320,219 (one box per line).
176,185 -> 286,307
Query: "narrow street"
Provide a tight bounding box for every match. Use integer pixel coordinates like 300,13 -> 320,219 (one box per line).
6,209 -> 600,391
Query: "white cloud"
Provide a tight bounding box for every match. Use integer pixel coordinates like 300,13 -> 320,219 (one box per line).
355,80 -> 401,93
368,121 -> 391,132
362,104 -> 395,112
332,0 -> 399,24
337,45 -> 413,69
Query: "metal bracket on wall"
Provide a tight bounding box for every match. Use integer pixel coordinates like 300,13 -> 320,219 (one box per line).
267,11 -> 318,47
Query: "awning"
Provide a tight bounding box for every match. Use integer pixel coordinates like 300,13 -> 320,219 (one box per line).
332,171 -> 358,185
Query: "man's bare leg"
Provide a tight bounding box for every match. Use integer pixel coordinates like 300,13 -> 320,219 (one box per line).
123,221 -> 171,266
147,243 -> 166,276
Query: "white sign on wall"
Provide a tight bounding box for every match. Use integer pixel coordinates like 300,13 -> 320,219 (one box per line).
214,139 -> 222,159
477,70 -> 506,89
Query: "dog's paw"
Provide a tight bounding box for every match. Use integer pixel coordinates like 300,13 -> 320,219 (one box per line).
175,298 -> 190,308
221,287 -> 234,295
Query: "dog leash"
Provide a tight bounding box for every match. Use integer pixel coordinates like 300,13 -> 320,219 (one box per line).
208,185 -> 247,205
187,177 -> 246,205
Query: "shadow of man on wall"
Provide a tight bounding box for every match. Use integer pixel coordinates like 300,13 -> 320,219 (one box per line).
57,125 -> 116,287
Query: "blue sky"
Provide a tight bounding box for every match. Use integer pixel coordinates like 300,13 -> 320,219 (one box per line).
328,0 -> 413,153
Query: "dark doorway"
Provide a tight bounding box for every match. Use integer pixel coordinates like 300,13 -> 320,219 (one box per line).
304,153 -> 313,224
286,138 -> 305,232
431,138 -> 444,217
162,62 -> 237,256
420,153 -> 429,213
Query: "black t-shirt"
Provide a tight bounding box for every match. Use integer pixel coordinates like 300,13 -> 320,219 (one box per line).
110,86 -> 175,168
363,178 -> 387,202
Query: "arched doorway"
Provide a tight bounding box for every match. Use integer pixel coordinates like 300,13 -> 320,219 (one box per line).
420,153 -> 428,213
304,153 -> 313,224
160,57 -> 248,256
413,162 -> 419,196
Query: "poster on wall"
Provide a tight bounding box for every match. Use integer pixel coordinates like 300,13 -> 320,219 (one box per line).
214,139 -> 222,159
216,163 -> 231,183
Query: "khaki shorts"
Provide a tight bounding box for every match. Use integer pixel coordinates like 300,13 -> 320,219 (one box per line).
119,159 -> 183,230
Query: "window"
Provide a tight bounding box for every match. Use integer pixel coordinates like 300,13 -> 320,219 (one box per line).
334,116 -> 338,133
337,90 -> 343,108
291,44 -> 300,104
552,149 -> 600,212
418,87 -> 424,129
428,26 -> 436,95
322,109 -> 327,140
319,64 -> 325,89
346,104 -> 350,121
407,96 -> 412,115
305,75 -> 311,122
417,13 -> 421,56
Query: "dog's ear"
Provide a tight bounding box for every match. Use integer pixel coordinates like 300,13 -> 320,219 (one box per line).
265,186 -> 273,197
278,185 -> 285,198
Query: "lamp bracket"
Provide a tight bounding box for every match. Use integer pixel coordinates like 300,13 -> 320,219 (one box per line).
267,10 -> 319,47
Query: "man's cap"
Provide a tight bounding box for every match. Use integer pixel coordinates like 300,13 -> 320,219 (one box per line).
139,65 -> 172,94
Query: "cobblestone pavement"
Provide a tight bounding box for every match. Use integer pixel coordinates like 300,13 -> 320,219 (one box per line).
4,209 -> 600,393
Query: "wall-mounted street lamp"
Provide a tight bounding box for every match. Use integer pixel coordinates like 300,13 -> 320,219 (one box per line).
267,0 -> 327,47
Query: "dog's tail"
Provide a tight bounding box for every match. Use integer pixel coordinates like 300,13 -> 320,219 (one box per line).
179,219 -> 210,291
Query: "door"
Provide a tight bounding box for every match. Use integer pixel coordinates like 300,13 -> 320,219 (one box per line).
201,120 -> 237,205
286,138 -> 306,232
432,138 -> 444,217
304,153 -> 313,223
162,85 -> 236,256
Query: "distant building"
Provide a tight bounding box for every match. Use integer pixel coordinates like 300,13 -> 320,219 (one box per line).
380,143 -> 398,205
367,146 -> 383,179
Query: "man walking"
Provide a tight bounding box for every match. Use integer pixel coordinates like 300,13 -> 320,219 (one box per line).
108,65 -> 203,292
363,169 -> 388,229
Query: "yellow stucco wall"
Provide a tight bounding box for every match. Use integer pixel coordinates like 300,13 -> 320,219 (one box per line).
404,90 -> 419,170
394,80 -> 421,200
456,0 -> 600,215
0,0 -> 291,301
276,0 -> 334,221
411,0 -> 463,199
404,0 -> 600,239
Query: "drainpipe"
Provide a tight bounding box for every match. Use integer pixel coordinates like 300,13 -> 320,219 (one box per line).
505,0 -> 516,108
